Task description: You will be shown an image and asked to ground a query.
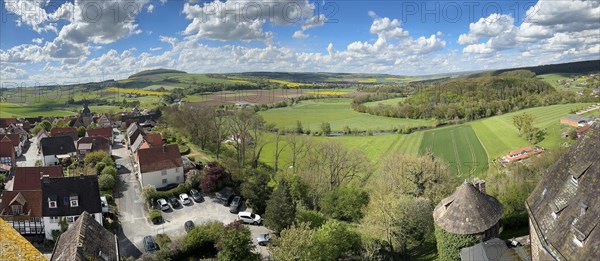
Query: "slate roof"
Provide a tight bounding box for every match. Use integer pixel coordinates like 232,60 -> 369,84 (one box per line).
51,211 -> 117,261
526,123 -> 600,260
0,219 -> 45,260
41,175 -> 102,217
433,182 -> 503,235
86,127 -> 112,140
40,136 -> 76,156
459,238 -> 516,261
76,137 -> 111,153
0,190 -> 43,217
137,144 -> 183,173
13,166 -> 64,190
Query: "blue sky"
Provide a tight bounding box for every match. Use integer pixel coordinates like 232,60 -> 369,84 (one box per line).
1,0 -> 599,85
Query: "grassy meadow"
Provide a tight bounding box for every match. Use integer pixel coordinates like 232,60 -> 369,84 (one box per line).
259,98 -> 435,132
363,97 -> 406,107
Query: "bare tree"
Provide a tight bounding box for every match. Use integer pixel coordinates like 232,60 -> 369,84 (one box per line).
212,109 -> 230,159
273,130 -> 288,174
286,133 -> 308,174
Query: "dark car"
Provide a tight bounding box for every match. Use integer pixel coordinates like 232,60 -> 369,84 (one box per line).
190,189 -> 203,202
157,183 -> 178,192
229,196 -> 242,213
169,197 -> 180,208
195,160 -> 204,170
144,236 -> 158,253
184,220 -> 195,232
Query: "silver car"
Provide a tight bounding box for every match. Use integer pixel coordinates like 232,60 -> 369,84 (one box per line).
179,193 -> 192,205
157,198 -> 169,211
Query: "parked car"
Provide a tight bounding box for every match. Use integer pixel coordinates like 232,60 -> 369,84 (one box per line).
169,197 -> 180,208
216,187 -> 236,206
179,193 -> 192,205
100,196 -> 109,213
157,198 -> 170,211
195,160 -> 204,170
184,220 -> 195,232
144,236 -> 158,253
157,183 -> 178,192
237,211 -> 262,225
256,234 -> 272,246
229,196 -> 242,213
190,189 -> 203,202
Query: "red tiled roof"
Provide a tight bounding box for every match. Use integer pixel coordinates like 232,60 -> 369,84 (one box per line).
13,166 -> 64,190
50,127 -> 77,136
577,124 -> 592,137
137,145 -> 183,173
507,146 -> 534,157
0,118 -> 17,128
0,134 -> 20,147
0,137 -> 16,158
144,133 -> 163,147
86,127 -> 112,139
77,136 -> 111,153
0,190 -> 43,217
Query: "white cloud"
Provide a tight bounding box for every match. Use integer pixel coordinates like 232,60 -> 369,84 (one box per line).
292,30 -> 309,39
182,0 -> 325,43
32,38 -> 44,44
147,4 -> 155,13
150,47 -> 163,51
3,0 -> 57,33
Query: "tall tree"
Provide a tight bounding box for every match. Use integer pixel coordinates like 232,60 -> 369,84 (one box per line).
228,108 -> 257,168
264,181 -> 296,232
240,168 -> 272,214
268,223 -> 315,261
212,109 -> 230,159
217,222 -> 259,261
273,130 -> 288,173
286,133 -> 309,174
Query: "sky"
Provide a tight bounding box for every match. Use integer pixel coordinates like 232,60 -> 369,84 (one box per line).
1,0 -> 599,85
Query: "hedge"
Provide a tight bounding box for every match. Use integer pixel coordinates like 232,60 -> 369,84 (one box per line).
150,210 -> 163,224
146,183 -> 192,205
179,146 -> 191,155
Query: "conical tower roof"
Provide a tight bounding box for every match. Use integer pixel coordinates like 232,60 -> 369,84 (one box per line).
433,182 -> 503,235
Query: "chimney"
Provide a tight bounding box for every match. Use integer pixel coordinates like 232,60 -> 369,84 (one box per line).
473,179 -> 487,194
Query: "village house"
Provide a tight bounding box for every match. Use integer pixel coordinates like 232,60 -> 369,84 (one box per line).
560,115 -> 597,127
136,144 -> 184,189
70,104 -> 93,128
526,123 -> 599,261
0,136 -> 17,172
50,127 -> 79,142
0,118 -> 17,129
51,211 -> 119,261
126,123 -> 144,149
86,127 -> 114,143
96,113 -> 112,128
76,137 -> 112,160
35,128 -> 49,147
0,133 -> 25,157
40,136 -> 77,166
131,132 -> 163,153
41,175 -> 103,240
0,167 -> 64,237
498,146 -> 544,164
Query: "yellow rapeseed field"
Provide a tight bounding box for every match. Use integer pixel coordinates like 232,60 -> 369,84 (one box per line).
107,87 -> 167,96
269,79 -> 308,87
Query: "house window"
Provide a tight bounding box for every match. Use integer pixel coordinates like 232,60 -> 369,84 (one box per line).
161,170 -> 167,176
11,205 -> 23,215
162,179 -> 167,184
49,217 -> 59,223
67,216 -> 75,223
30,217 -> 41,222
571,176 -> 578,186
176,176 -> 180,182
176,167 -> 180,173
70,199 -> 79,207
49,201 -> 57,208
70,194 -> 79,207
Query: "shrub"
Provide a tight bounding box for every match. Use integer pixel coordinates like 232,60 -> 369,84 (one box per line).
183,221 -> 224,255
143,183 -> 192,204
295,209 -> 327,229
101,166 -> 117,178
200,162 -> 231,193
150,210 -> 163,224
179,146 -> 190,155
321,187 -> 369,222
98,174 -> 116,191
156,233 -> 172,248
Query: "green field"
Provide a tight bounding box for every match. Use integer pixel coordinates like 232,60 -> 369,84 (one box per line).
468,103 -> 593,160
363,97 -> 406,107
537,73 -> 588,91
419,125 -> 488,177
143,85 -> 184,91
260,131 -> 424,168
0,102 -> 76,117
260,98 -> 435,132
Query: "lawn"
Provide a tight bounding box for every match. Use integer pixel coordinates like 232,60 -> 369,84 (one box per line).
537,73 -> 586,91
143,85 -> 184,91
363,97 -> 406,107
260,98 -> 435,132
419,125 -> 488,177
468,103 -> 594,160
106,87 -> 167,96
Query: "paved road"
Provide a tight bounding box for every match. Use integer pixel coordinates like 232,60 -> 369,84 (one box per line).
17,138 -> 39,167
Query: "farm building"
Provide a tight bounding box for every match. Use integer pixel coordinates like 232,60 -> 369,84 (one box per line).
560,115 -> 596,127
526,123 -> 599,261
433,180 -> 504,260
498,146 -> 544,164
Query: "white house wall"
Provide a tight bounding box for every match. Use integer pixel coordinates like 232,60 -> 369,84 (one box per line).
140,167 -> 183,189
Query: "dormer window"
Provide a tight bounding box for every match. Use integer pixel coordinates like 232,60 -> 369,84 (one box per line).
11,205 -> 23,215
571,175 -> 578,186
48,195 -> 57,208
579,203 -> 588,217
70,194 -> 79,208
